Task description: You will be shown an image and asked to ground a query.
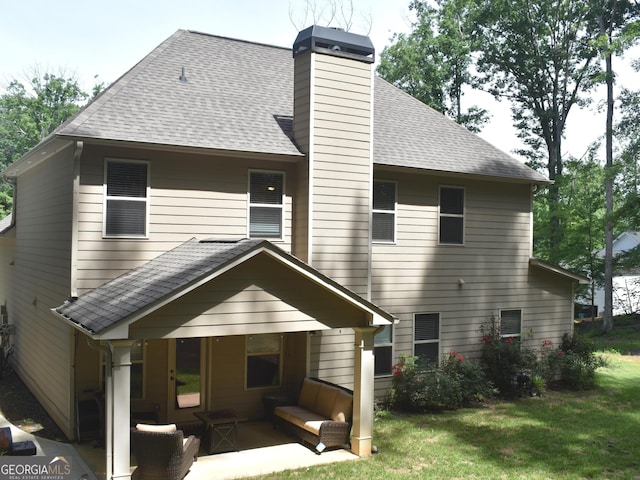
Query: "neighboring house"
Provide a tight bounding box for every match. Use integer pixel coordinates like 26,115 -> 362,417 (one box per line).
593,231 -> 640,315
0,26 -> 588,479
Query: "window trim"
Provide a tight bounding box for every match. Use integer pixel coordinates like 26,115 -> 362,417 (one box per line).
245,334 -> 283,390
499,309 -> 523,339
438,185 -> 465,246
247,169 -> 285,241
413,312 -> 441,365
374,324 -> 394,377
103,158 -> 150,239
372,180 -> 397,244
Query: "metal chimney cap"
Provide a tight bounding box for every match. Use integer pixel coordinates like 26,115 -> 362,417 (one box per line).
293,25 -> 375,63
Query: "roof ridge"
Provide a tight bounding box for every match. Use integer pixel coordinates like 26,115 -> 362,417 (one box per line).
184,29 -> 293,52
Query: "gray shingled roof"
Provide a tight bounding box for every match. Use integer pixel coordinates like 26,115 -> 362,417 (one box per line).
49,29 -> 547,183
57,31 -> 301,157
53,238 -> 393,335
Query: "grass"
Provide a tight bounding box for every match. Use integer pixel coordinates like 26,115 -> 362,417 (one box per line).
249,329 -> 640,480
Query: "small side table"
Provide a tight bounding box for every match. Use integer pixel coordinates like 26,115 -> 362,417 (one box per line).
194,409 -> 247,454
263,395 -> 296,422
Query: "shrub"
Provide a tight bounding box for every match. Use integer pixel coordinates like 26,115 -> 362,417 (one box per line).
441,351 -> 495,404
543,333 -> 608,390
480,317 -> 537,398
389,352 -> 493,411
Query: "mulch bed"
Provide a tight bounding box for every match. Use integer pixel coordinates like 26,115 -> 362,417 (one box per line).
0,372 -> 68,442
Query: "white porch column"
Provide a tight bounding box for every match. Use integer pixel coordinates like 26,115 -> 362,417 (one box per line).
109,340 -> 136,480
351,326 -> 377,457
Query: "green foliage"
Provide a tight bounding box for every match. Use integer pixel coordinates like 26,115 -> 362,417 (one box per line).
251,357 -> 640,480
480,316 -> 607,396
542,333 -> 608,390
480,316 -> 537,398
389,352 -> 493,411
616,85 -> 640,232
377,0 -> 488,132
0,70 -> 95,218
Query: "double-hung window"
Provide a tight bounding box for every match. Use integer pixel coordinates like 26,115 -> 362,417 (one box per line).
414,313 -> 440,365
104,160 -> 149,237
439,186 -> 464,245
246,334 -> 282,389
500,309 -> 522,339
372,181 -> 396,243
249,171 -> 284,239
374,325 -> 393,376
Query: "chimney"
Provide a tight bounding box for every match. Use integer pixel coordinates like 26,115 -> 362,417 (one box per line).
291,26 -> 374,299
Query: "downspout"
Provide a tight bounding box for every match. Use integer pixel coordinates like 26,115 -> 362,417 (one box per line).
86,337 -> 113,480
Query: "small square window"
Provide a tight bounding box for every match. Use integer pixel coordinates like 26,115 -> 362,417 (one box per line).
500,310 -> 522,338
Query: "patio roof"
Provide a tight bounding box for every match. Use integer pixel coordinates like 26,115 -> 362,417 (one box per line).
51,238 -> 394,340
529,258 -> 591,285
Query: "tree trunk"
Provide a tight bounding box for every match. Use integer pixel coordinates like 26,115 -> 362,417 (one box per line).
600,14 -> 615,333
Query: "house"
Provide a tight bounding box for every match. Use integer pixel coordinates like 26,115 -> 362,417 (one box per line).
0,26 -> 588,479
593,231 -> 640,315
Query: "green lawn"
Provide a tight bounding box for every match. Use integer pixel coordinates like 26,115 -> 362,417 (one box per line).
250,337 -> 640,479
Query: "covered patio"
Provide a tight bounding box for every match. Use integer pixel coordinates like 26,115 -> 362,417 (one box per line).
53,238 -> 393,480
75,420 -> 359,480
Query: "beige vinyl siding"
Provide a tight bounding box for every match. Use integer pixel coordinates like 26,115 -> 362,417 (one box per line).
75,144 -> 297,293
307,54 -> 372,298
0,234 -> 14,307
292,52 -> 373,389
130,253 -> 367,339
10,145 -> 75,438
309,329 -> 355,389
291,50 -> 374,389
372,170 -> 574,376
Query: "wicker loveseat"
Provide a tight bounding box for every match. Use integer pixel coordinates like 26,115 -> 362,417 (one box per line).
273,377 -> 353,453
131,424 -> 200,480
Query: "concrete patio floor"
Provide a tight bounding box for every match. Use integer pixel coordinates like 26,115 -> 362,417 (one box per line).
75,421 -> 360,480
2,412 -> 359,480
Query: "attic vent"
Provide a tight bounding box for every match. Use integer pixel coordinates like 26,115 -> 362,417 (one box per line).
293,25 -> 374,63
179,67 -> 188,83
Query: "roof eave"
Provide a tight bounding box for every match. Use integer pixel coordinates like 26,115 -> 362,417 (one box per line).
56,134 -> 305,161
529,258 -> 591,285
3,136 -> 73,178
374,163 -> 552,186
59,240 -> 394,339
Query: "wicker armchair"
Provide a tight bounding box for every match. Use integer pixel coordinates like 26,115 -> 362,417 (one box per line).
131,424 -> 200,480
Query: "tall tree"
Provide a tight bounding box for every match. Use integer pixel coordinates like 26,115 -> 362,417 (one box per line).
0,70 -> 91,217
377,0 -> 488,132
592,0 -> 640,331
561,157 -> 607,312
470,0 -> 601,263
616,81 -> 640,231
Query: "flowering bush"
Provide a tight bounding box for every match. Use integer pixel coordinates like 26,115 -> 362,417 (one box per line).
441,351 -> 495,404
388,352 -> 493,411
541,333 -> 607,390
480,317 -> 537,398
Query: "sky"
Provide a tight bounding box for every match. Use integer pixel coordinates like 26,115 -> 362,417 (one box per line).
1,0 -> 639,163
